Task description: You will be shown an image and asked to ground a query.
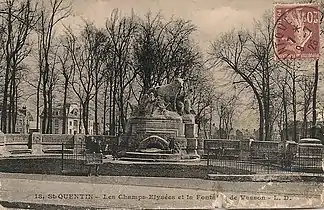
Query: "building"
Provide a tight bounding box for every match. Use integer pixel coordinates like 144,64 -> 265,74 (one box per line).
41,103 -> 94,135
0,106 -> 33,134
16,107 -> 33,134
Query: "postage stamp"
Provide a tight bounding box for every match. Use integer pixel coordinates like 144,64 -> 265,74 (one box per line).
274,4 -> 321,60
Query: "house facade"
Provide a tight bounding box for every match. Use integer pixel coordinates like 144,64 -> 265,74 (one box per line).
41,103 -> 94,135
0,106 -> 33,134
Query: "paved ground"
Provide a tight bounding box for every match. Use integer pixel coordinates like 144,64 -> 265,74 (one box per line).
0,172 -> 323,209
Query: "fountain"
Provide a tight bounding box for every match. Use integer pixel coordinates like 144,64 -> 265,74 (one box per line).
120,78 -> 200,162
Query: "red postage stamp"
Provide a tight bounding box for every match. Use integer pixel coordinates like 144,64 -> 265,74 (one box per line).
274,4 -> 320,60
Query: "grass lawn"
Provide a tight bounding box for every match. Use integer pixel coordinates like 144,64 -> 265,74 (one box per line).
0,158 -> 251,178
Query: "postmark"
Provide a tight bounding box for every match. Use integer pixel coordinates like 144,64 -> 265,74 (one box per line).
273,4 -> 321,60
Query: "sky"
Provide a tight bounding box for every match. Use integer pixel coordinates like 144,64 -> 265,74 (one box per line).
54,0 -> 276,130
64,0 -> 273,50
39,0 -> 321,131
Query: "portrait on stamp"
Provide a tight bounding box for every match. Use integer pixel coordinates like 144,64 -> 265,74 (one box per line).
274,4 -> 321,60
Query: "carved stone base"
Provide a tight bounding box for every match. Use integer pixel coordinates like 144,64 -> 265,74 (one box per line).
121,115 -> 187,151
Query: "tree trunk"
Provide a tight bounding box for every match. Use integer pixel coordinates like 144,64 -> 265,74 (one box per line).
282,84 -> 288,141
62,78 -> 68,134
119,73 -> 124,134
292,72 -> 297,142
8,78 -> 13,133
312,59 -> 319,138
42,82 -> 47,134
82,101 -> 89,135
94,84 -> 99,135
109,75 -> 113,135
110,69 -> 117,136
48,88 -> 53,134
10,75 -> 17,133
302,78 -> 309,138
219,105 -> 223,138
263,70 -> 270,141
14,84 -> 18,133
79,98 -> 82,133
103,82 -> 108,135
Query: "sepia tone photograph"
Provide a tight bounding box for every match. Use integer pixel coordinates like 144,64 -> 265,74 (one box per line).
0,0 -> 323,209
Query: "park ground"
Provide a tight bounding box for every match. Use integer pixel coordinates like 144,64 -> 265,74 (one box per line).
0,171 -> 324,209
0,156 -> 324,209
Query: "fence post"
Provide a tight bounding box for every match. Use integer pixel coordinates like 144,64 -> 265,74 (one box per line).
61,143 -> 64,173
298,146 -> 300,170
207,141 -> 209,167
249,147 -> 253,174
267,156 -> 270,174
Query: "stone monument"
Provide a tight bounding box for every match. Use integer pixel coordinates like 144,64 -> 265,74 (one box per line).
120,78 -> 200,161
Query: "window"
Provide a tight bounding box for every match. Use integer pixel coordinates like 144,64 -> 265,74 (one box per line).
73,120 -> 78,127
69,121 -> 72,126
54,128 -> 59,134
69,129 -> 72,134
54,119 -> 59,127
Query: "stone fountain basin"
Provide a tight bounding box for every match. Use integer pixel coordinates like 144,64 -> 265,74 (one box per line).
123,151 -> 181,160
138,148 -> 173,154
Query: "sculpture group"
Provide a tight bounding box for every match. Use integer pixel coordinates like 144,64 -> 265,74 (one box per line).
135,78 -> 194,117
121,77 -> 200,160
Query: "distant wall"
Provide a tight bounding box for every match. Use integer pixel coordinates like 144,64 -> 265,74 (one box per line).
4,134 -> 30,153
0,133 -> 119,156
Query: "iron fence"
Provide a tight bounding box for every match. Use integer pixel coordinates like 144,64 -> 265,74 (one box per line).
61,136 -> 118,174
61,143 -> 87,174
205,140 -> 324,175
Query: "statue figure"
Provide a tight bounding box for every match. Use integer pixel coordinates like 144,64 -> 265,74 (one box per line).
148,78 -> 184,112
155,95 -> 167,114
136,93 -> 150,115
184,88 -> 194,114
134,78 -> 195,117
148,92 -> 156,115
184,99 -> 191,114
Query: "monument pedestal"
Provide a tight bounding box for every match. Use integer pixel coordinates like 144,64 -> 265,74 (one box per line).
183,114 -> 200,159
121,113 -> 187,152
120,112 -> 200,161
0,132 -> 5,156
119,78 -> 200,162
32,132 -> 43,155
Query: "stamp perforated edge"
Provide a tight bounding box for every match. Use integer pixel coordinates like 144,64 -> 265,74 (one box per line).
272,3 -> 321,60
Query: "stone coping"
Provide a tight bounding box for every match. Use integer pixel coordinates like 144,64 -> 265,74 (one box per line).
208,173 -> 324,182
0,155 -> 323,182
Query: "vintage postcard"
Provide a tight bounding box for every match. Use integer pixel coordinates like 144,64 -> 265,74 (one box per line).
0,0 -> 324,209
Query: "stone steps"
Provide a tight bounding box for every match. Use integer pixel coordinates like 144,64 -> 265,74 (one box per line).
9,149 -> 32,155
43,149 -> 74,154
123,151 -> 181,160
119,157 -> 200,163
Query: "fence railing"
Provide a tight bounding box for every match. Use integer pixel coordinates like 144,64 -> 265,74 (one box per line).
61,136 -> 118,174
61,143 -> 87,174
205,139 -> 324,174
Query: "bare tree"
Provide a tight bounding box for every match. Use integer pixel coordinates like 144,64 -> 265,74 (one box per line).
299,75 -> 314,138
215,94 -> 239,139
104,9 -> 137,135
133,12 -> 200,94
190,75 -> 220,137
65,22 -> 107,135
209,29 -> 266,140
36,0 -> 71,134
210,13 -> 281,141
57,36 -> 73,134
0,0 -> 38,133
